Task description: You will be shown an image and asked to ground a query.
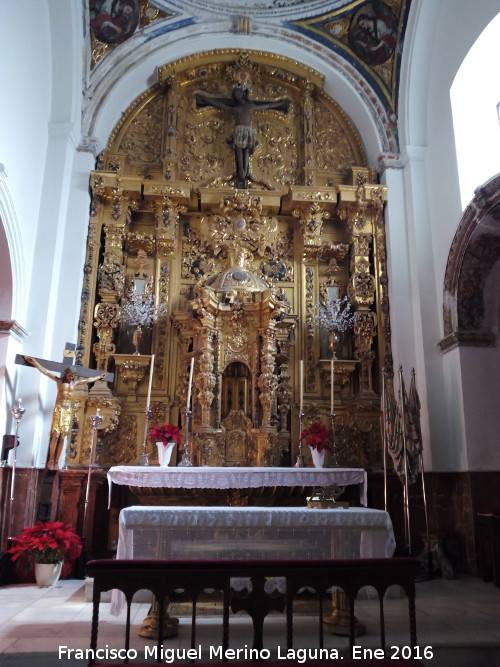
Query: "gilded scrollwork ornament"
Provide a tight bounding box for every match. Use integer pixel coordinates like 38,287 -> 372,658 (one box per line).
293,202 -> 330,246
304,266 -> 316,392
93,302 -> 120,370
104,223 -> 126,253
117,93 -> 164,166
155,196 -> 187,245
333,414 -> 367,468
98,414 -> 138,466
196,338 -> 217,428
352,272 -> 376,305
127,232 -> 155,256
98,251 -> 125,297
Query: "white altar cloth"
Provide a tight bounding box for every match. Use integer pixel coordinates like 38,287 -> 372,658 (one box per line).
107,466 -> 367,507
111,505 -> 395,615
117,505 -> 394,562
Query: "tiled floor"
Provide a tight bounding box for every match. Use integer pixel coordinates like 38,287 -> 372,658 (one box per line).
0,575 -> 499,667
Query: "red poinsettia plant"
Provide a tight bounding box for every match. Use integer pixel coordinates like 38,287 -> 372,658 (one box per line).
300,422 -> 332,453
149,423 -> 181,446
8,521 -> 82,564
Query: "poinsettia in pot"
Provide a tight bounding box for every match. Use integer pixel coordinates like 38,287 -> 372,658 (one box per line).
150,423 -> 181,467
301,422 -> 332,468
8,521 -> 82,587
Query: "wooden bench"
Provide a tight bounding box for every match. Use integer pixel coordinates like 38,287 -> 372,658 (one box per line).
86,557 -> 421,665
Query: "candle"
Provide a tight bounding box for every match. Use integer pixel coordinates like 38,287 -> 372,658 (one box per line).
146,354 -> 155,409
299,360 -> 303,414
187,356 -> 194,409
330,356 -> 334,414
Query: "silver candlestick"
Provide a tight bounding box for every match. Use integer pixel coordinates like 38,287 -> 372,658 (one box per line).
9,398 -> 25,502
294,409 -> 305,468
139,406 -> 152,466
329,412 -> 339,467
178,407 -> 193,467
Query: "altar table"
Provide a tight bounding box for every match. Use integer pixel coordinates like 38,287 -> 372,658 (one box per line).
111,505 -> 395,615
117,505 -> 394,562
107,466 -> 368,507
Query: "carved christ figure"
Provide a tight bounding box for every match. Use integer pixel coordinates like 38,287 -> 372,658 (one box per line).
195,85 -> 290,188
24,356 -> 107,470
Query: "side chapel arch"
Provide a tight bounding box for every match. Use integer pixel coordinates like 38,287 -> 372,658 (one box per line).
441,173 -> 500,352
75,49 -> 390,470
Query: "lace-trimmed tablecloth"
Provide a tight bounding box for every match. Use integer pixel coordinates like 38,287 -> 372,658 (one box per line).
117,505 -> 393,560
110,505 -> 394,614
107,466 -> 367,507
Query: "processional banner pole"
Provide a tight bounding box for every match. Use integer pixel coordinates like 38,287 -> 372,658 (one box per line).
381,370 -> 390,512
8,399 -> 25,539
410,367 -> 432,577
83,409 -> 104,539
398,365 -> 411,555
9,399 -> 25,503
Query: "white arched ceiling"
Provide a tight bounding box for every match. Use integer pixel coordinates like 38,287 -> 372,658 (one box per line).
162,0 -> 350,19
82,19 -> 391,166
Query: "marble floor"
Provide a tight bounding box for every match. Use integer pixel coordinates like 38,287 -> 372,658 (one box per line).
0,575 -> 499,667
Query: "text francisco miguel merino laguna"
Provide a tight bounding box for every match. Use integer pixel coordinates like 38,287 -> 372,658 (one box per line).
58,644 -> 390,662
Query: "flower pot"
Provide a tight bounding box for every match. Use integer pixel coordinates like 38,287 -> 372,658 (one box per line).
310,447 -> 325,468
34,561 -> 63,587
156,441 -> 175,467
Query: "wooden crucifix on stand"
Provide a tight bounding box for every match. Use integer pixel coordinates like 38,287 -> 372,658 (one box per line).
15,343 -> 113,470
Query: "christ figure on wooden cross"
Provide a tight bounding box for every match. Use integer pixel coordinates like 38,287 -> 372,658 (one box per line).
195,84 -> 290,189
23,356 -> 107,470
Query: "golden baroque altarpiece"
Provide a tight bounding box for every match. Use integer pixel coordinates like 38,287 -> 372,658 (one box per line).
71,51 -> 390,471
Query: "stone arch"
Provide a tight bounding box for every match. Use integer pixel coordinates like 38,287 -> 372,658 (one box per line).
0,164 -> 24,323
0,164 -> 24,433
441,173 -> 500,350
83,27 -> 391,162
99,49 -> 368,189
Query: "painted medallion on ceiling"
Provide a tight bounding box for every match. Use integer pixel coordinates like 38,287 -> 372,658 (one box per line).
287,0 -> 411,127
348,2 -> 398,66
89,0 -> 141,44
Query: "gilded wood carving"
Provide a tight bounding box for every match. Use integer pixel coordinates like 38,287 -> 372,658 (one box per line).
74,50 -> 389,470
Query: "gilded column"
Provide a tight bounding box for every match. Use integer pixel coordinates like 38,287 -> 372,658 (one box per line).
257,328 -> 278,430
350,232 -> 377,397
196,329 -> 217,430
339,170 -> 387,399
303,81 -> 316,187
163,76 -> 180,181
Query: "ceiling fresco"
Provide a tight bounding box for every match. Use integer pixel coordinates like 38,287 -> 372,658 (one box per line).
287,0 -> 410,120
88,0 -> 411,141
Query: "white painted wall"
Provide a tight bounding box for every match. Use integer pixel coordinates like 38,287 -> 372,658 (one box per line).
0,1 -> 51,452
397,0 -> 500,470
0,1 -> 91,466
461,344 -> 500,470
0,2 -> 51,322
